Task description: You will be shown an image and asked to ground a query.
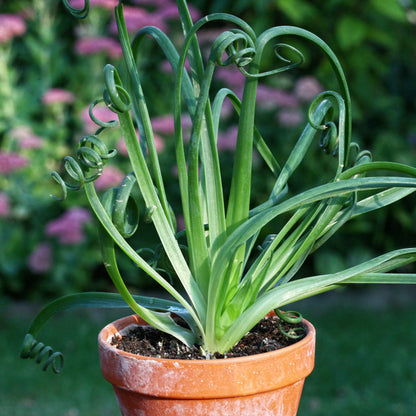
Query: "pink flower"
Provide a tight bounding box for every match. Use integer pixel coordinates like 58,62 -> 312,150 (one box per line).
195,28 -> 227,45
256,84 -> 299,109
216,98 -> 235,120
68,0 -> 118,9
116,130 -> 165,155
152,133 -> 165,152
0,14 -> 26,43
67,207 -> 92,222
294,76 -> 323,102
217,125 -> 238,151
10,126 -> 44,149
132,0 -> 175,7
151,114 -> 192,137
158,3 -> 202,21
45,207 -> 91,245
109,6 -> 167,34
42,88 -> 75,105
277,109 -> 304,127
75,36 -> 122,58
116,137 -> 128,156
27,242 -> 52,274
161,57 -> 191,74
94,165 -> 125,190
0,192 -> 10,217
81,104 -> 117,133
215,66 -> 246,90
0,151 -> 28,173
151,115 -> 175,135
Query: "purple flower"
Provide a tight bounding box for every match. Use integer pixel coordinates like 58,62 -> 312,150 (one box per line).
0,151 -> 28,173
42,88 -> 75,105
256,84 -> 299,109
217,125 -> 238,151
81,103 -> 117,133
152,133 -> 165,152
132,0 -> 174,6
109,6 -> 167,34
117,130 -> 165,155
151,115 -> 175,135
0,14 -> 26,44
94,165 -> 125,190
45,207 -> 91,245
69,0 -> 118,9
27,242 -> 53,274
294,76 -> 323,102
151,114 -> 192,136
75,36 -> 122,58
0,192 -> 10,217
277,109 -> 304,127
157,3 -> 202,21
161,57 -> 192,74
10,126 -> 44,149
215,66 -> 246,90
196,28 -> 229,46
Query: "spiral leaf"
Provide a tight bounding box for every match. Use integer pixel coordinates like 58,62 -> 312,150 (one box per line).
274,310 -> 306,340
101,172 -> 143,238
103,64 -> 132,114
211,30 -> 256,68
240,42 -> 305,79
51,134 -> 117,200
20,334 -> 64,373
319,121 -> 338,156
62,0 -> 89,18
89,99 -> 119,129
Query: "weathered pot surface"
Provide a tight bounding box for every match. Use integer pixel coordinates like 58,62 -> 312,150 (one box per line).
98,313 -> 316,416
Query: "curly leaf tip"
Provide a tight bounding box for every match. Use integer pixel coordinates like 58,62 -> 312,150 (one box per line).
20,333 -> 64,373
62,0 -> 90,19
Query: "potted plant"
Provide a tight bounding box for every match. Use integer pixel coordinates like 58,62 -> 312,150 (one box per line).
20,0 -> 416,415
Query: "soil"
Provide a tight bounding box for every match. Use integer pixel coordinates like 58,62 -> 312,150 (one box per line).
111,315 -> 305,360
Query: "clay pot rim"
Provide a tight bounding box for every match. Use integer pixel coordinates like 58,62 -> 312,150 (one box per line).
98,312 -> 316,398
98,312 -> 315,364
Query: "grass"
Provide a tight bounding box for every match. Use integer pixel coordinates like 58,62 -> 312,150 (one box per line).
0,303 -> 121,416
297,291 -> 416,415
1,286 -> 415,416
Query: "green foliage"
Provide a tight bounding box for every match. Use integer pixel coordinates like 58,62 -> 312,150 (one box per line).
369,0 -> 407,22
195,0 -> 416,273
18,0 -> 416,368
4,0 -> 416,300
273,0 -> 316,25
336,16 -> 368,50
0,0 -> 177,298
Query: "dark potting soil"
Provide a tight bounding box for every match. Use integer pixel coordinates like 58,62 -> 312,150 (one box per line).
111,315 -> 305,360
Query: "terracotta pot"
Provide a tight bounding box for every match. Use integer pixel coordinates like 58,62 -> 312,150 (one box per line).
98,313 -> 315,416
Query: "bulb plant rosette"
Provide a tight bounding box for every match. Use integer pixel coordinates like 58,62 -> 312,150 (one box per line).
21,0 -> 416,372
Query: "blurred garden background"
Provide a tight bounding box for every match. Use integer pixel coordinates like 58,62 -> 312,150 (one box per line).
1,0 -> 416,414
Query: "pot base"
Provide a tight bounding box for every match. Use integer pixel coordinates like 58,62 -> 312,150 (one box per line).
113,379 -> 305,416
98,314 -> 315,416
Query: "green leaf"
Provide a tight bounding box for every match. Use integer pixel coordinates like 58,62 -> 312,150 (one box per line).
274,0 -> 316,24
218,248 -> 416,352
367,27 -> 398,49
370,0 -> 407,22
20,291 -> 198,372
25,292 -> 192,336
336,16 -> 368,50
344,273 -> 416,284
